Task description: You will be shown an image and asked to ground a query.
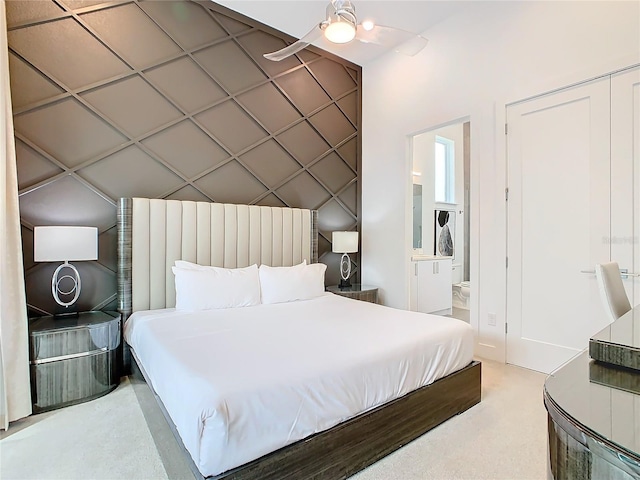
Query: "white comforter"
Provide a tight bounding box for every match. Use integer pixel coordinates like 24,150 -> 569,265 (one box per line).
124,293 -> 474,477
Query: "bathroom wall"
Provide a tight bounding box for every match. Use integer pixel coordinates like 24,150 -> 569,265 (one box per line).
412,122 -> 465,281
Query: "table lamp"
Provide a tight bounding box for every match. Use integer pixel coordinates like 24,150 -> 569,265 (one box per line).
34,226 -> 98,308
332,231 -> 358,289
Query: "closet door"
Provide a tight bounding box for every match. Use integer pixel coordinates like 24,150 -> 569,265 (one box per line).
506,76 -> 611,374
611,66 -> 640,307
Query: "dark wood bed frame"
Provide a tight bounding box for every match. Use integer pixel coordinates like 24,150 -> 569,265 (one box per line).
118,198 -> 482,479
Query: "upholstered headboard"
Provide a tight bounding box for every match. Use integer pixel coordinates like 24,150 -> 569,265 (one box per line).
117,198 -> 318,321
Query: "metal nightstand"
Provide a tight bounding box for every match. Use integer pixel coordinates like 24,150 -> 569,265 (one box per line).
29,311 -> 121,413
326,284 -> 379,303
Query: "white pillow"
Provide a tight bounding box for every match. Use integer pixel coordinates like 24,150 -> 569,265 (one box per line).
259,262 -> 327,304
172,263 -> 260,311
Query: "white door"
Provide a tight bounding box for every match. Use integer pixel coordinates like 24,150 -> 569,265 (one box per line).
611,66 -> 640,306
506,76 -> 611,374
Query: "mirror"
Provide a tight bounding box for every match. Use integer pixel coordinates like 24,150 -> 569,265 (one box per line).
411,121 -> 470,321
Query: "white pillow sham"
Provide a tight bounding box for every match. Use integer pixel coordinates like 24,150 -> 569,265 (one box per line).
259,262 -> 327,304
172,263 -> 261,311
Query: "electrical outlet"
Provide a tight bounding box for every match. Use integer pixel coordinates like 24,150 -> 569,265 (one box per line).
488,312 -> 497,326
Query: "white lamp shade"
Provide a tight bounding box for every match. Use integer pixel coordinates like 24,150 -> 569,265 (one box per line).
34,226 -> 98,262
332,231 -> 359,254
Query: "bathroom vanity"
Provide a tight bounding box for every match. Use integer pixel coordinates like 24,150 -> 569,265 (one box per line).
409,255 -> 452,315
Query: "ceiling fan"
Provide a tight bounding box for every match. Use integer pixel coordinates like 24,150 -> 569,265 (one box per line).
263,0 -> 429,62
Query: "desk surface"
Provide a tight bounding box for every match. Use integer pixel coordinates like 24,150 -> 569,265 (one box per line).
591,306 -> 640,349
544,304 -> 640,477
545,351 -> 640,461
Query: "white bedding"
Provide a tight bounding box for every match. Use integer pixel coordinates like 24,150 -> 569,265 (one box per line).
124,293 -> 474,477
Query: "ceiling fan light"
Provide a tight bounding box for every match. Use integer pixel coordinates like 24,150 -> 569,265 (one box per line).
361,19 -> 375,31
324,21 -> 356,43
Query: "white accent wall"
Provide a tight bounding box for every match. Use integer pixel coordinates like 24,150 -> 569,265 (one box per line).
361,1 -> 640,361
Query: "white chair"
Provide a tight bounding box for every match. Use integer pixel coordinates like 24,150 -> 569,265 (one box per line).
595,262 -> 632,323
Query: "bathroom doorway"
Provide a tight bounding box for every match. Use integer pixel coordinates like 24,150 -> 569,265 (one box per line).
411,120 -> 471,322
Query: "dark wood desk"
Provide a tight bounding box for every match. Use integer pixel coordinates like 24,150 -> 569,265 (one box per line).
544,305 -> 640,479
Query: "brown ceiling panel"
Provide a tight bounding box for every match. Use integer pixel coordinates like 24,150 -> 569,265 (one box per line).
318,234 -> 331,259
195,100 -> 266,154
5,1 -> 63,28
308,58 -> 357,99
338,182 -> 358,216
337,91 -> 358,126
255,193 -> 286,208
8,53 -> 63,110
338,137 -> 358,171
80,4 -> 182,70
81,76 -> 183,138
141,120 -> 229,178
15,139 -> 63,190
237,30 -> 301,77
21,226 -> 35,270
237,83 -> 301,133
210,11 -> 252,35
98,226 -> 118,272
309,104 -> 356,146
165,185 -> 212,202
8,18 -> 130,89
275,68 -> 331,115
76,146 -> 185,200
139,0 -> 228,50
18,175 -> 116,231
59,0 -> 110,9
194,160 -> 267,204
309,152 -> 356,193
317,199 -> 356,234
14,98 -> 127,168
276,121 -> 330,166
239,140 -> 300,187
276,171 -> 331,210
194,40 -> 267,94
10,0 -> 362,314
144,56 -> 227,113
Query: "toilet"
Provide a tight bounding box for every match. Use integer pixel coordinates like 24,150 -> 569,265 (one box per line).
452,281 -> 470,309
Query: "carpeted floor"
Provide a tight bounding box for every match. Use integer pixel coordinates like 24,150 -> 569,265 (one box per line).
0,358 -> 547,480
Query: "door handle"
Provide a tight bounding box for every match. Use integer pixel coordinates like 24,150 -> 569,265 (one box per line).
580,268 -> 640,278
620,268 -> 640,278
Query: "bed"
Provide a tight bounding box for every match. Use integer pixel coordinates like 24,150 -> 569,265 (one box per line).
117,197 -> 481,480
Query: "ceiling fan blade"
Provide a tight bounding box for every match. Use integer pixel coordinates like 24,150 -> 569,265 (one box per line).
263,25 -> 323,62
355,24 -> 428,56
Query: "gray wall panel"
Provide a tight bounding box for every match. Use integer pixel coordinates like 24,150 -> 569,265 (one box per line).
8,0 -> 361,316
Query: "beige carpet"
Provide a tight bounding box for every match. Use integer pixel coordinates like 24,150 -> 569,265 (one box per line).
1,359 -> 547,480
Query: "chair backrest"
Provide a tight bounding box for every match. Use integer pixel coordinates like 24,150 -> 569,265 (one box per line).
595,262 -> 632,323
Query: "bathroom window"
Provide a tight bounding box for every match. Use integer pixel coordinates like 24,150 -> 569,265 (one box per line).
434,136 -> 455,203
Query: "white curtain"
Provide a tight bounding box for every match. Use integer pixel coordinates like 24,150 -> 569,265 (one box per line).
0,0 -> 32,430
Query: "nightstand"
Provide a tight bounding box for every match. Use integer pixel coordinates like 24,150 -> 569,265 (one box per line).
29,311 -> 121,413
327,284 -> 379,303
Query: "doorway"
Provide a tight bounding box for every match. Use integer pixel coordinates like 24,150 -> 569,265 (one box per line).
411,120 -> 471,322
505,66 -> 639,374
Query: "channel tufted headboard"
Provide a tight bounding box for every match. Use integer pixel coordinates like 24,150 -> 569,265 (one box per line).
117,198 -> 318,323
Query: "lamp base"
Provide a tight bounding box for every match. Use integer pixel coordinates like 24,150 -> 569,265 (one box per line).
51,261 -> 82,308
339,278 -> 352,290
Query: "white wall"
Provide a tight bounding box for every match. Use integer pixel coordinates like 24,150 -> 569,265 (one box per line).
361,1 -> 640,361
